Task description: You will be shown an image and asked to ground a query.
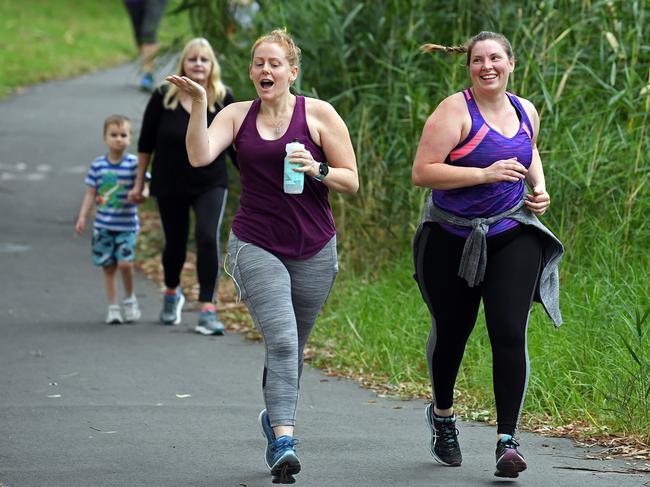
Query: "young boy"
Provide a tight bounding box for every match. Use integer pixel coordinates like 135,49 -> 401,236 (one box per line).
75,115 -> 143,324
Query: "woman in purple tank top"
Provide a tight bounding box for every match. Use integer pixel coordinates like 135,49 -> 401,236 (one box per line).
411,32 -> 560,479
167,28 -> 358,483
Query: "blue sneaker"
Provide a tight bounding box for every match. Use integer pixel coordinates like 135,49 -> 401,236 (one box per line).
159,288 -> 185,325
140,73 -> 154,92
259,409 -> 276,468
425,403 -> 462,466
194,309 -> 225,335
495,435 -> 527,478
267,435 -> 300,484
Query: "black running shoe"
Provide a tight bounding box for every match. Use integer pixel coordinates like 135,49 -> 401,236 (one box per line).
425,403 -> 462,466
495,435 -> 527,478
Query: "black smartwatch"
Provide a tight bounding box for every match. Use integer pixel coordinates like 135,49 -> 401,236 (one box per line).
314,162 -> 329,181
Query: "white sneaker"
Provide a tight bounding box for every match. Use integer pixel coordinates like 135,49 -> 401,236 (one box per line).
123,295 -> 141,323
106,304 -> 124,325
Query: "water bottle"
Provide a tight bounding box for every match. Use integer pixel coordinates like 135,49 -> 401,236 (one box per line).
283,139 -> 305,194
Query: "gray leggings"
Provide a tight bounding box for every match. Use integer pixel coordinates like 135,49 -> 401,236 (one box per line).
225,233 -> 338,428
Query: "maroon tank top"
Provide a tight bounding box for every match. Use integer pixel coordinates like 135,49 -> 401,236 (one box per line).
232,96 -> 336,258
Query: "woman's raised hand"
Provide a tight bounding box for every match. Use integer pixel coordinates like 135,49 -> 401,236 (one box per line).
165,75 -> 207,103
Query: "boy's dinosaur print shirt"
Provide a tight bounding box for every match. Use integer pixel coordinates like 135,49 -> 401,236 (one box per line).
85,153 -> 139,232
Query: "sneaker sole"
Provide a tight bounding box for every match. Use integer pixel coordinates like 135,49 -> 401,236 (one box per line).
495,451 -> 527,478
106,319 -> 123,325
124,310 -> 141,323
194,325 -> 225,336
271,452 -> 301,479
272,463 -> 298,484
173,293 -> 185,325
425,403 -> 462,467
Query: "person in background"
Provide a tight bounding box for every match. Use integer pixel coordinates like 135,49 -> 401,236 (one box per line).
76,115 -> 144,325
123,0 -> 169,91
411,31 -> 563,479
128,38 -> 235,336
166,28 -> 358,484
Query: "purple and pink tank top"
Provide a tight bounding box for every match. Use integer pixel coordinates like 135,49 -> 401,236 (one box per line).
432,89 -> 534,237
232,95 -> 336,259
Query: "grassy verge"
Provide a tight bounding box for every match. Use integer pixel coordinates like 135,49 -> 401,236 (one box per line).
0,0 -> 191,98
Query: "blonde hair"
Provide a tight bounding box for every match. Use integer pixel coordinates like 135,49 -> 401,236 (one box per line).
421,31 -> 514,65
103,114 -> 131,135
251,28 -> 301,68
164,38 -> 227,113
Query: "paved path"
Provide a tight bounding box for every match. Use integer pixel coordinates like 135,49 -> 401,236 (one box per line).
0,65 -> 648,487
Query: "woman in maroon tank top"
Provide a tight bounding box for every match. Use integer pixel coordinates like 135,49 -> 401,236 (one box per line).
411,32 -> 560,480
167,28 -> 358,483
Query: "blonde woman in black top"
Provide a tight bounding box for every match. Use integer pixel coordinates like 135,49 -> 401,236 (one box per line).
128,38 -> 235,334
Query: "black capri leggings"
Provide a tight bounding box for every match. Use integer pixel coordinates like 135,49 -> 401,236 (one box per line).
421,222 -> 541,435
156,186 -> 228,303
124,0 -> 169,45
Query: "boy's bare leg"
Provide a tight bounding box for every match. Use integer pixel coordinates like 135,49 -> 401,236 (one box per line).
103,264 -> 118,304
118,261 -> 134,298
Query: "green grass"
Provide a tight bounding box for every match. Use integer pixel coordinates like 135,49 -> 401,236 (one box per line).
0,0 -> 191,98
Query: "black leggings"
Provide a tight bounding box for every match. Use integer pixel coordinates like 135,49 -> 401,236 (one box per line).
156,186 -> 227,303
124,0 -> 168,45
421,223 -> 541,435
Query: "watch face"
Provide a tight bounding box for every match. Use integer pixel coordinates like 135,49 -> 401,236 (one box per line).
319,163 -> 329,177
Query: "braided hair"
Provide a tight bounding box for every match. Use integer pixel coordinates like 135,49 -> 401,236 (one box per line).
421,31 -> 514,65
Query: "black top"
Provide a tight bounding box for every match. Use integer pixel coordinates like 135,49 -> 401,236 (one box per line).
138,85 -> 235,197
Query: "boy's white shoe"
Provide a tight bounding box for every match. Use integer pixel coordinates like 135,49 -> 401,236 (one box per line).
123,295 -> 141,323
106,304 -> 124,325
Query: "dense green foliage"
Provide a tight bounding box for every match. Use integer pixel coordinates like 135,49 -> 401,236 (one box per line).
182,0 -> 649,440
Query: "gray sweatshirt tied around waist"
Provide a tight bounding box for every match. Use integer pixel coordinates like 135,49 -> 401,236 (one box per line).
413,196 -> 564,326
